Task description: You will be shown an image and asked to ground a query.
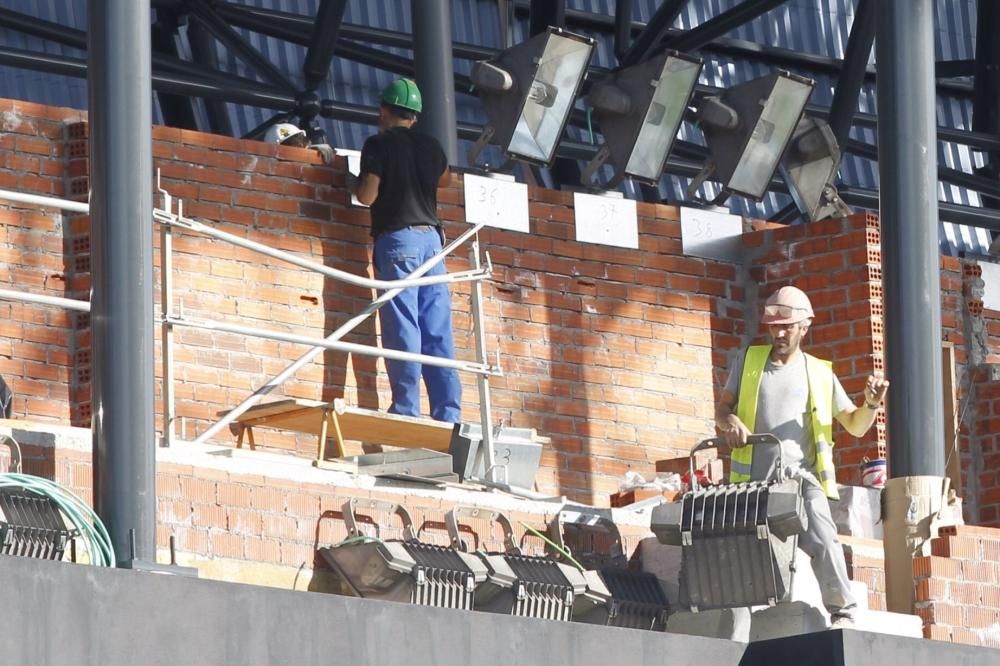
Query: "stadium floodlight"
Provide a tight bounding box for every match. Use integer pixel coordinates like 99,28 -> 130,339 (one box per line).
469,27 -> 595,167
582,51 -> 703,187
780,116 -> 852,221
691,70 -> 815,201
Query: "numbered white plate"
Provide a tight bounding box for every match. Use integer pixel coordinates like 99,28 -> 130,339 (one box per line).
680,206 -> 743,261
463,173 -> 530,233
335,148 -> 367,208
573,192 -> 638,249
981,260 -> 1000,311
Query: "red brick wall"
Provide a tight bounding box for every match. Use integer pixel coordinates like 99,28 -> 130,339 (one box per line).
0,99 -> 88,423
0,96 -> 995,513
3,430 -> 651,570
915,524 -> 1000,647
744,213 -> 885,483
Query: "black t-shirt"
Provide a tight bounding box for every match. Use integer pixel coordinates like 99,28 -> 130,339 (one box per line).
359,126 -> 447,238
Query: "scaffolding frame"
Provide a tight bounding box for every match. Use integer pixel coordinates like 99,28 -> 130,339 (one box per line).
0,182 -> 504,482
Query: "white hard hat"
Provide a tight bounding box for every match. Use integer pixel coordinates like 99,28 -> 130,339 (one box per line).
761,286 -> 815,325
264,122 -> 306,145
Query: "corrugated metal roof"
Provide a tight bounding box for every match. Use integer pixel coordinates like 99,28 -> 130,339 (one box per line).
0,0 -> 991,253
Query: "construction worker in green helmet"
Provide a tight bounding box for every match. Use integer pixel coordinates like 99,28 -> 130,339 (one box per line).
352,78 -> 461,423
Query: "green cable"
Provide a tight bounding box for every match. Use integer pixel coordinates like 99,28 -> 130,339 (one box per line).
519,522 -> 584,571
586,108 -> 595,144
331,534 -> 383,548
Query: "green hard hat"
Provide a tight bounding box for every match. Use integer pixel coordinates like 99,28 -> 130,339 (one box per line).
381,78 -> 423,113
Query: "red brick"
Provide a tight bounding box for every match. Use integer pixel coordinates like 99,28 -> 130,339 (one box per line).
923,624 -> 953,641
913,556 -> 962,580
962,560 -> 997,582
914,601 -> 963,626
211,531 -> 244,559
931,535 -> 980,559
962,605 -> 1000,629
244,537 -> 282,564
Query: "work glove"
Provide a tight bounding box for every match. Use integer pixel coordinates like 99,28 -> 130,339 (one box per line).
312,143 -> 335,166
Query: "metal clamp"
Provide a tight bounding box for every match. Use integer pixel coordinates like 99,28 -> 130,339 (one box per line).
343,498 -> 415,542
445,506 -> 518,554
0,434 -> 22,474
548,510 -> 624,563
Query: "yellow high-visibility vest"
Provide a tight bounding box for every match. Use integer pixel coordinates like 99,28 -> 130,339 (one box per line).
731,345 -> 839,500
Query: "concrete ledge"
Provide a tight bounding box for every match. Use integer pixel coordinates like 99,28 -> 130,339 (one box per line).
0,555 -> 744,666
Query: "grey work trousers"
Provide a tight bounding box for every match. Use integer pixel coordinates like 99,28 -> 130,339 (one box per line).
799,481 -> 857,618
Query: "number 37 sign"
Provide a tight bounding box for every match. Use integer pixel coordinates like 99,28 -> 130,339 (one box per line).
573,191 -> 638,249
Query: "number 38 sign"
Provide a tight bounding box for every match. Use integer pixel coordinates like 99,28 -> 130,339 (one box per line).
463,173 -> 530,233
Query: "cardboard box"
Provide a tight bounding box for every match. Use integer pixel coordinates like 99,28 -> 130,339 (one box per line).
610,488 -> 681,507
655,455 -> 725,484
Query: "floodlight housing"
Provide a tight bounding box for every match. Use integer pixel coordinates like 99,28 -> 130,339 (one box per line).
780,116 -> 852,221
695,70 -> 815,201
470,27 -> 595,167
584,51 -> 703,186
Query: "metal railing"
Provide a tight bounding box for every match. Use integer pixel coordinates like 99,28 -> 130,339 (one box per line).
0,177 -> 504,481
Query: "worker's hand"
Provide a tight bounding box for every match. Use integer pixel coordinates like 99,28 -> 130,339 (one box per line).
313,143 -> 336,166
720,414 -> 751,449
863,374 -> 890,407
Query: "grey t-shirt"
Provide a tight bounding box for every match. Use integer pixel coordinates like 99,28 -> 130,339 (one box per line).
724,349 -> 853,485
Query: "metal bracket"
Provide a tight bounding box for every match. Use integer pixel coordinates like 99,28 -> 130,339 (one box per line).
445,506 -> 518,554
548,510 -> 625,563
343,498 -> 415,542
0,434 -> 21,474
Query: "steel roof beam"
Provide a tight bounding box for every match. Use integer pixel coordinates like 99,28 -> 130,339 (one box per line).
619,0 -> 688,67
828,0 -> 876,147
303,0 -> 347,92
0,46 -> 297,110
938,58 -> 975,78
529,0 -> 565,35
187,2 -> 297,93
662,0 -> 790,55
151,11 -> 198,131
187,19 -> 234,137
0,6 -> 270,93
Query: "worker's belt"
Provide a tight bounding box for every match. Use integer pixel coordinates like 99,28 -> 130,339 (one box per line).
377,224 -> 438,240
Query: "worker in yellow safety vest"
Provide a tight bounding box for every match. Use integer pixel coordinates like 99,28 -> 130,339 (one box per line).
715,285 -> 889,628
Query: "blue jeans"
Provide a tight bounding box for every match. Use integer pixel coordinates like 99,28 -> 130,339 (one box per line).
373,226 -> 462,423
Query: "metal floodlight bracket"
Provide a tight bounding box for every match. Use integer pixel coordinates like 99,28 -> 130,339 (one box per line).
696,70 -> 816,201
471,61 -> 515,93
470,26 -> 595,167
344,498 -> 416,542
581,144 -> 625,190
467,125 -> 516,173
781,116 -> 853,221
697,96 -> 739,130
446,506 -> 520,555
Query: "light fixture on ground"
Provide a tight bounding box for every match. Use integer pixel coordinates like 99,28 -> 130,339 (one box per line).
689,70 -> 815,202
582,51 -> 703,188
780,116 -> 852,221
469,26 -> 595,167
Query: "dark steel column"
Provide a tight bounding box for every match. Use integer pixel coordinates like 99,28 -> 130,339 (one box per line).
973,0 -> 1000,208
412,0 -> 457,163
88,0 -> 156,563
875,0 -> 944,477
